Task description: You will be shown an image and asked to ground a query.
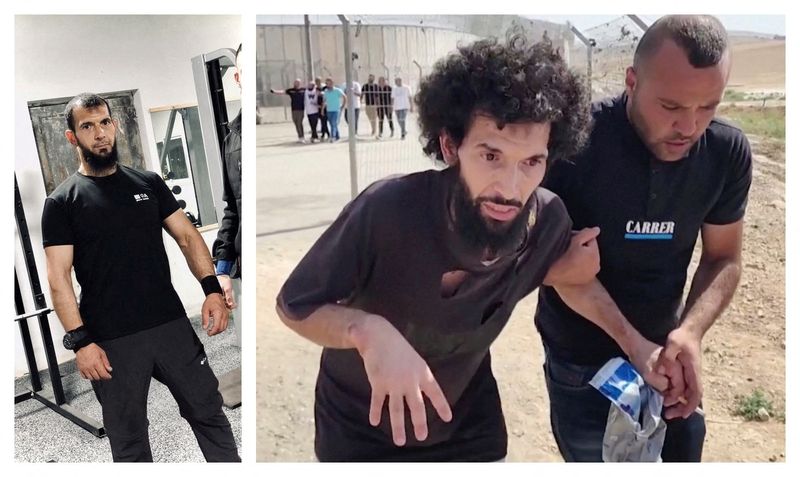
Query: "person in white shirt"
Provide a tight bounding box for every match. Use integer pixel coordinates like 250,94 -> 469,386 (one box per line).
392,77 -> 413,140
342,80 -> 362,136
305,81 -> 322,143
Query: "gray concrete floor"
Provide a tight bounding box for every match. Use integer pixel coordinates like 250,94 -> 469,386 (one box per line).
256,112 -> 440,237
14,315 -> 241,463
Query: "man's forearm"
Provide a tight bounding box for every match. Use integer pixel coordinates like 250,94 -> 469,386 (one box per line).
679,256 -> 741,339
178,228 -> 216,280
553,279 -> 642,356
276,301 -> 385,352
48,276 -> 84,332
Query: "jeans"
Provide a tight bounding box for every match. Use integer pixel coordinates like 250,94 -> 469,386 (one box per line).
328,110 -> 341,140
344,108 -> 360,135
395,109 -> 408,137
542,350 -> 705,462
91,319 -> 240,462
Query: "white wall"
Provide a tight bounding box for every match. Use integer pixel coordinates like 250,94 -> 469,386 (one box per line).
14,15 -> 241,377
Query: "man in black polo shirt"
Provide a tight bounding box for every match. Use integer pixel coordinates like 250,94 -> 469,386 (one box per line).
42,93 -> 240,462
276,35 -> 674,462
536,15 -> 752,462
362,74 -> 379,137
271,79 -> 307,143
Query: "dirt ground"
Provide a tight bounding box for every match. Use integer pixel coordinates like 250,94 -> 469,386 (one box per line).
727,39 -> 786,92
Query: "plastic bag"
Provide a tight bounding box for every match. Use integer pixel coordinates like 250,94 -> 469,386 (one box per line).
589,357 -> 667,462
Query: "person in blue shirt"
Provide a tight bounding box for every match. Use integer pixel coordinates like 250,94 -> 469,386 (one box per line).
322,78 -> 347,142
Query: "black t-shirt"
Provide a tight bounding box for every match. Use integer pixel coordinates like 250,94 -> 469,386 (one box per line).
285,87 -> 306,111
41,165 -> 187,341
278,167 -> 571,461
362,82 -> 379,106
377,85 -> 392,107
536,93 -> 753,364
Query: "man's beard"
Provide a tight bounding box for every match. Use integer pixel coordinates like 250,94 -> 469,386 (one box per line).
79,140 -> 119,172
451,170 -> 532,257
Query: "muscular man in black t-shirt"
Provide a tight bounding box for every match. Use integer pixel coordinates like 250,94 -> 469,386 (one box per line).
535,16 -> 752,462
271,78 -> 308,143
42,93 -> 240,462
276,36 -> 674,462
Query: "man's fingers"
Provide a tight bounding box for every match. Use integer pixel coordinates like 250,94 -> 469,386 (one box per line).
421,374 -> 452,423
100,350 -> 113,372
645,371 -> 669,393
226,292 -> 237,309
97,363 -> 113,380
572,227 -> 601,246
662,392 -> 680,408
208,309 -> 229,335
664,402 -> 690,420
680,357 -> 703,418
201,309 -> 210,330
662,358 -> 685,390
209,312 -> 221,335
369,390 -> 385,427
658,342 -> 681,362
88,368 -> 100,381
388,393 -> 407,446
406,389 -> 429,442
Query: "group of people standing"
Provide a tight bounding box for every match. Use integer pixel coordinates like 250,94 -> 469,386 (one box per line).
269,73 -> 413,144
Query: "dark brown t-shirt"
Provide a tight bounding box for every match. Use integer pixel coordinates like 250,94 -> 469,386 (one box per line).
278,167 -> 571,461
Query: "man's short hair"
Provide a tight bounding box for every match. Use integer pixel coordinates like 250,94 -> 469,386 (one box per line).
64,93 -> 112,132
634,15 -> 728,69
235,42 -> 242,63
416,32 -> 591,164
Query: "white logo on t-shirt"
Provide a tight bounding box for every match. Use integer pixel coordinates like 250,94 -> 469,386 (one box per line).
133,193 -> 150,202
624,220 -> 675,240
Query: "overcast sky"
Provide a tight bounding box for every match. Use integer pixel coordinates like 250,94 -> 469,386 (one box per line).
525,15 -> 784,36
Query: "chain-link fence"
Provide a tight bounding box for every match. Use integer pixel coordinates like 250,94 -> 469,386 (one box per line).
569,16 -> 645,100
256,15 -> 644,196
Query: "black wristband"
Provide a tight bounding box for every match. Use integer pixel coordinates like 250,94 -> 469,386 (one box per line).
63,325 -> 93,352
201,275 -> 223,296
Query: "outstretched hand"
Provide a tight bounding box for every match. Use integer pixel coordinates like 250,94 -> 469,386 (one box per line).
353,316 -> 453,446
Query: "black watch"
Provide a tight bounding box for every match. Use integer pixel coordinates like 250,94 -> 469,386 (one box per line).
63,326 -> 93,352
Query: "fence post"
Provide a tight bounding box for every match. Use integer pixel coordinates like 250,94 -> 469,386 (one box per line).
339,15 -> 359,199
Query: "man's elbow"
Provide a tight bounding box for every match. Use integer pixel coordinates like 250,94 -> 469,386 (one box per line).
702,253 -> 742,275
276,298 -> 300,331
177,227 -> 202,251
46,269 -> 70,294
